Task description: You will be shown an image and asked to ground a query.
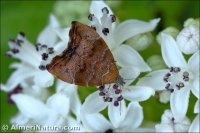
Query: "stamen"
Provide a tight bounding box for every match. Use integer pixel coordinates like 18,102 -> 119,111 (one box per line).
99,91 -> 106,96
19,32 -> 25,37
98,85 -> 105,91
39,65 -> 46,70
42,53 -> 48,61
117,95 -> 123,101
12,49 -> 19,54
114,101 -> 119,106
102,28 -> 109,36
88,14 -> 94,21
102,7 -> 109,14
35,43 -> 41,51
174,67 -> 181,73
48,47 -> 54,54
110,15 -> 116,23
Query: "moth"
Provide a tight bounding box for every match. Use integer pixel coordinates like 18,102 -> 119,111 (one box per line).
46,21 -> 124,86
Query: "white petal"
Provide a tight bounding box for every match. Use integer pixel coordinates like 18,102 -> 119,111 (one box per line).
1,67 -> 35,92
108,100 -> 127,128
122,86 -> 155,102
82,91 -> 108,113
114,18 -> 160,44
70,89 -> 82,121
113,45 -> 151,72
189,114 -> 199,132
194,100 -> 199,113
161,33 -> 187,68
54,28 -> 70,43
10,113 -> 29,125
37,14 -> 59,46
33,71 -> 54,88
67,116 -> 85,132
53,41 -> 68,54
170,87 -> 190,121
119,66 -> 140,86
47,93 -> 70,116
188,51 -> 199,76
11,94 -> 49,119
137,70 -> 168,91
155,124 -> 174,132
81,113 -> 113,132
37,27 -> 57,47
191,77 -> 199,99
120,102 -> 143,129
90,1 -> 113,23
49,14 -> 60,28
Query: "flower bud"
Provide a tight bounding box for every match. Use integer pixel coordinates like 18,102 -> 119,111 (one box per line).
126,33 -> 153,51
159,91 -> 170,104
156,27 -> 179,44
147,55 -> 167,70
176,25 -> 199,54
184,18 -> 199,28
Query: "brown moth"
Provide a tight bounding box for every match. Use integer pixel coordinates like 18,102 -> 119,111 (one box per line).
46,21 -> 124,86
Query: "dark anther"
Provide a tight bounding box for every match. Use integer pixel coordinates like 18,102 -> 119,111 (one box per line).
91,26 -> 96,31
88,14 -> 94,21
165,83 -> 170,89
163,77 -> 168,82
102,28 -> 109,36
107,97 -> 113,102
117,95 -> 123,101
16,39 -> 24,46
170,89 -> 174,93
19,32 -> 25,37
99,85 -> 105,91
102,7 -> 109,14
113,84 -> 118,89
166,73 -> 171,77
115,89 -> 121,94
48,47 -> 54,54
42,53 -> 48,60
171,117 -> 175,121
183,77 -> 189,81
114,101 -> 119,107
170,67 -> 174,72
39,65 -> 46,70
174,67 -> 181,73
5,51 -> 12,57
110,15 -> 116,23
35,43 -> 41,51
12,48 -> 19,54
176,82 -> 184,89
183,71 -> 189,77
41,45 -> 47,49
99,91 -> 106,96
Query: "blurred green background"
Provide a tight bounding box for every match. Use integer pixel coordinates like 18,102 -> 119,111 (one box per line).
1,0 -> 199,129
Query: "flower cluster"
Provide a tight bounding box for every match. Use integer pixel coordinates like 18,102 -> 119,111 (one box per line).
1,1 -> 199,132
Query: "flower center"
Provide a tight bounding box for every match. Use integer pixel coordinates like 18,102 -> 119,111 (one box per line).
98,84 -> 123,107
5,32 -> 25,57
36,43 -> 55,70
88,7 -> 116,37
163,67 -> 190,93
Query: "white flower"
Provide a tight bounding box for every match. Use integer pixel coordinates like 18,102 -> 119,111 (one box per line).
137,33 -> 199,121
11,93 -> 70,126
189,95 -> 199,132
89,1 -> 159,72
155,109 -> 191,132
176,25 -> 199,54
1,14 -> 60,93
81,101 -> 154,132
